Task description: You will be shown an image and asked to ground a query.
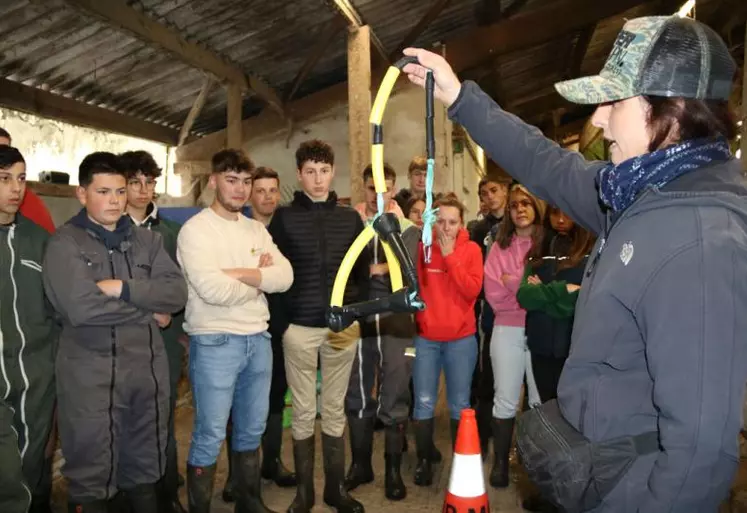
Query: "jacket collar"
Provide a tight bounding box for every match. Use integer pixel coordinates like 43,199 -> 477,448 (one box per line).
292,190 -> 339,210
69,208 -> 133,251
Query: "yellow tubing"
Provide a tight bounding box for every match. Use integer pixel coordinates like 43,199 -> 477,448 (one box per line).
370,66 -> 400,124
381,241 -> 403,291
330,225 -> 405,307
371,144 -> 385,193
331,226 -> 375,307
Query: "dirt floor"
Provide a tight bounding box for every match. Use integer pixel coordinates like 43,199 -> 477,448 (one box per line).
50,386 -> 747,513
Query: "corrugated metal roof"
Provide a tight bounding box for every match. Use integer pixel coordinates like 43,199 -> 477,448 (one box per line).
0,0 -> 740,142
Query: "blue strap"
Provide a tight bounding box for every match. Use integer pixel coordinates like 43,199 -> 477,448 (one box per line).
420,158 -> 438,263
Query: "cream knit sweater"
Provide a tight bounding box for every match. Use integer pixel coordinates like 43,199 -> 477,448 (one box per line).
177,207 -> 293,335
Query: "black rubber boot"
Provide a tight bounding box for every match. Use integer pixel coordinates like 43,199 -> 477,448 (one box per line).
261,413 -> 296,488
322,434 -> 364,513
450,418 -> 461,451
413,419 -> 434,487
234,449 -> 277,513
287,436 -> 315,513
159,438 -> 187,513
223,429 -> 235,502
29,495 -> 52,513
67,500 -> 109,513
490,417 -> 515,488
476,404 -> 492,460
343,416 -> 374,491
124,483 -> 159,513
107,492 -> 129,513
187,463 -> 217,513
384,423 -> 407,501
522,494 -> 560,512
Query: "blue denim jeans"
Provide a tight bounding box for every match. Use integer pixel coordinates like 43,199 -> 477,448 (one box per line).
187,332 -> 272,466
413,335 -> 477,420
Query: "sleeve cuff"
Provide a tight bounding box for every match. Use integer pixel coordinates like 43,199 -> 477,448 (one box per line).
447,80 -> 475,120
120,281 -> 131,302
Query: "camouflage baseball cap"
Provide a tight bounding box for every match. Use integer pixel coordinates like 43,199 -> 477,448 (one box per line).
555,16 -> 736,105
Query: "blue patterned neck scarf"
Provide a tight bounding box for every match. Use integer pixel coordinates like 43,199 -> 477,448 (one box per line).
597,137 -> 732,212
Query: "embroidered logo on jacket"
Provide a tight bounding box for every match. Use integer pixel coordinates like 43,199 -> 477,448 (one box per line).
620,241 -> 634,266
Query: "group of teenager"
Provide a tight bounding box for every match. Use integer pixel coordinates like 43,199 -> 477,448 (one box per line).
3,13 -> 747,513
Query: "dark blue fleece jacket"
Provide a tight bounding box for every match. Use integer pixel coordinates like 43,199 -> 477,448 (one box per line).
450,80 -> 747,513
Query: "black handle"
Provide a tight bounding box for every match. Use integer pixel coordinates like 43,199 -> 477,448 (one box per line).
372,213 -> 419,293
327,288 -> 422,333
393,55 -> 419,70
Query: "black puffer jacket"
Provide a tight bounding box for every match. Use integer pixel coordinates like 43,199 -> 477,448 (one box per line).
268,191 -> 370,329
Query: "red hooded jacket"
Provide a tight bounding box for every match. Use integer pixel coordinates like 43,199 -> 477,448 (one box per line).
415,228 -> 483,341
20,189 -> 55,233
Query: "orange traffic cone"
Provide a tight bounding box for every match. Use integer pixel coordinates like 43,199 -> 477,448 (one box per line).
442,409 -> 490,513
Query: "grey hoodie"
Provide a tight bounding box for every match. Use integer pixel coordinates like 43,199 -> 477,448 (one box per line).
450,80 -> 747,512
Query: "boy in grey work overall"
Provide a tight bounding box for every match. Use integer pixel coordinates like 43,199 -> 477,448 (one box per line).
43,152 -> 187,513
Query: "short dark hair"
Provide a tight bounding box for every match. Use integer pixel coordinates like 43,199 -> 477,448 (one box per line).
253,166 -> 279,184
0,146 -> 24,170
79,152 -> 125,187
0,127 -> 10,143
644,96 -> 738,152
408,156 -> 427,174
212,149 -> 254,174
296,140 -> 334,170
119,150 -> 162,179
362,163 -> 396,184
478,177 -> 509,197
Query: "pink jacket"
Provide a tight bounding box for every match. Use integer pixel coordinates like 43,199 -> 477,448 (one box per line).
484,234 -> 533,327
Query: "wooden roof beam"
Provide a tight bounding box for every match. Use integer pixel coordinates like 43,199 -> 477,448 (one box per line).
284,16 -> 347,104
61,0 -> 286,118
178,0 -> 654,161
445,0 -> 650,73
179,77 -> 214,146
566,24 -> 597,79
388,0 -> 451,61
331,0 -> 389,64
0,78 -> 178,145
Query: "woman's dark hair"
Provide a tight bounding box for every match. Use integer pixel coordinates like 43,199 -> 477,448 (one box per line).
496,183 -> 545,250
434,192 -> 465,222
403,196 -> 425,218
527,205 -> 596,272
644,96 -> 738,151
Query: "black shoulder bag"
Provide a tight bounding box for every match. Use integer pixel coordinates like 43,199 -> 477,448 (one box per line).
516,400 -> 659,512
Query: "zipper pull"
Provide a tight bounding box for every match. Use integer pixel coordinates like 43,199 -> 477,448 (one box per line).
585,237 -> 606,277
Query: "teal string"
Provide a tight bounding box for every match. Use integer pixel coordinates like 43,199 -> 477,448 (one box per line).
421,158 -> 438,263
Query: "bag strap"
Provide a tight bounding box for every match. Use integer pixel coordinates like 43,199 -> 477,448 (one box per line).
632,431 -> 659,455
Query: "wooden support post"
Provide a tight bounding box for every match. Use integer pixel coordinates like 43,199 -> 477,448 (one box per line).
227,84 -> 243,150
347,25 -> 371,206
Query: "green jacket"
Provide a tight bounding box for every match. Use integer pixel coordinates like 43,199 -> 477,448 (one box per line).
133,208 -> 185,349
516,264 -> 579,320
0,215 -> 57,398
